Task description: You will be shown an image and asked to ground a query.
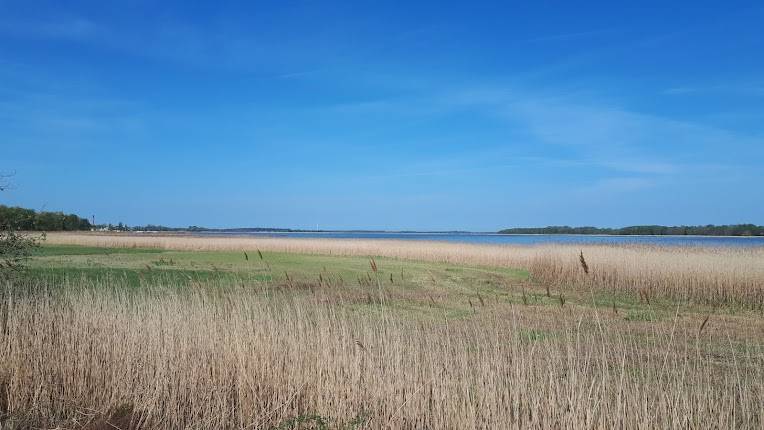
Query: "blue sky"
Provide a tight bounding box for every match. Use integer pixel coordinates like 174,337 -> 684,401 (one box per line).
1,1 -> 763,230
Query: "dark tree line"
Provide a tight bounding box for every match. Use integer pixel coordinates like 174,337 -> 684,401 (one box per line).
498,224 -> 764,236
0,205 -> 92,231
1,176 -> 43,278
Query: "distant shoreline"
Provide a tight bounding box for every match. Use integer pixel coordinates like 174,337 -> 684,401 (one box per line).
190,231 -> 764,239
66,230 -> 764,241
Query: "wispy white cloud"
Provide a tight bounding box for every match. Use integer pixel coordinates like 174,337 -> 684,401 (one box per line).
318,81 -> 763,167
663,83 -> 764,96
597,160 -> 677,175
0,12 -> 282,72
0,87 -> 146,148
504,97 -> 763,162
570,177 -> 657,196
278,69 -> 323,79
0,16 -> 98,40
306,80 -> 764,191
663,87 -> 698,95
522,28 -> 621,43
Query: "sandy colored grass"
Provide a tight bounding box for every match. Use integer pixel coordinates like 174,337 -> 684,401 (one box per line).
44,232 -> 764,307
2,241 -> 763,428
1,276 -> 762,429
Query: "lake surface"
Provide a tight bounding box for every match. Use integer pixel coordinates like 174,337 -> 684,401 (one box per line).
200,231 -> 764,248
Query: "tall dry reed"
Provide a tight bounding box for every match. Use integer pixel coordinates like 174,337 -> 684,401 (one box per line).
1,275 -> 762,429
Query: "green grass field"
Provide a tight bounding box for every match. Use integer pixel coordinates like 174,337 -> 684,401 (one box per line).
29,244 -> 531,320
27,243 -> 746,323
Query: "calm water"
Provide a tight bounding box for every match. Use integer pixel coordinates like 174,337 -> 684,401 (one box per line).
200,231 -> 764,248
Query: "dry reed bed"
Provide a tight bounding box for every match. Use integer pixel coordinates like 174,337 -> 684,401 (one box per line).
1,278 -> 762,429
45,233 -> 764,307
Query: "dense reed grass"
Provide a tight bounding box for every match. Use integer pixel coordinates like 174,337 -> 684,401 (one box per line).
45,233 -> 764,307
1,275 -> 762,429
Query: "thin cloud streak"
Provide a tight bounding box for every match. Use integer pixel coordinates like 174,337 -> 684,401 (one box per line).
522,28 -> 621,43
663,84 -> 764,96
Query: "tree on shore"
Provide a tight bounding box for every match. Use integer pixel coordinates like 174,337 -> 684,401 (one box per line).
0,205 -> 91,231
0,173 -> 42,279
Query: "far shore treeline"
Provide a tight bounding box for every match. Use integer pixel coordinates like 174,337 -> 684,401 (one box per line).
2,204 -> 762,236
498,225 -> 764,236
0,205 -> 92,231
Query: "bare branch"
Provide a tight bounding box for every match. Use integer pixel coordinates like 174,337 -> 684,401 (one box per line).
0,171 -> 16,192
